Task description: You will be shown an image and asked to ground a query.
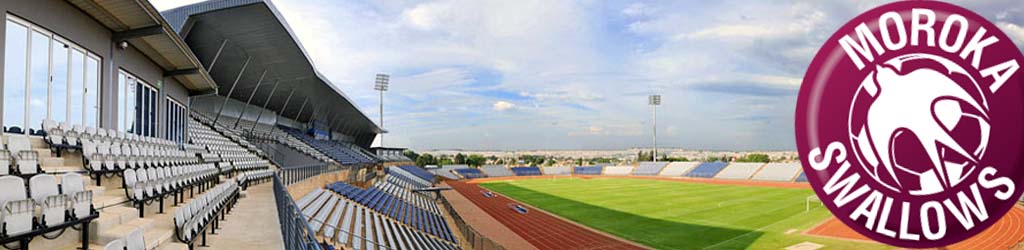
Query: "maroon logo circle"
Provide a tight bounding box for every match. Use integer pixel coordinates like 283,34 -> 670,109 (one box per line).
796,1 -> 1024,247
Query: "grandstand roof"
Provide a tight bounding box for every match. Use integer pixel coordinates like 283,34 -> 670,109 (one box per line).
161,0 -> 382,135
68,0 -> 218,92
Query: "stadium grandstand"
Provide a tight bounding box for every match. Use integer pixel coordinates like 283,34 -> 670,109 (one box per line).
0,0 -> 440,249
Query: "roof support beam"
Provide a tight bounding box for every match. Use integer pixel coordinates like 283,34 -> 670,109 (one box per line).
234,70 -> 268,129
293,98 -> 309,122
213,56 -> 251,125
206,39 -> 229,74
250,80 -> 282,133
112,25 -> 164,41
253,87 -> 294,134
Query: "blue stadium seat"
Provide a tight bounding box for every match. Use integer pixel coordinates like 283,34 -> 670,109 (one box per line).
510,166 -> 542,176
685,162 -> 729,178
574,166 -> 604,175
795,172 -> 808,182
453,168 -> 486,179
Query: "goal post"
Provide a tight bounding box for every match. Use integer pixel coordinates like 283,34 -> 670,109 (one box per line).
806,195 -> 823,212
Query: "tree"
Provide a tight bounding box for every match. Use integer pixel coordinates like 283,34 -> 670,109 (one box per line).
737,153 -> 770,163
454,153 -> 466,164
403,150 -> 419,161
466,154 -> 486,167
415,153 -> 437,167
438,158 -> 454,165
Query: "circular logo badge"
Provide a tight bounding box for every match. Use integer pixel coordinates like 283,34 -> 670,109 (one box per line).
796,1 -> 1024,247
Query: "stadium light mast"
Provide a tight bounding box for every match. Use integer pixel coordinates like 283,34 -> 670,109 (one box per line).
375,74 -> 390,147
649,94 -> 661,162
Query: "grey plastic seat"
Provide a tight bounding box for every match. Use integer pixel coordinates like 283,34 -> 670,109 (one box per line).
126,227 -> 145,250
103,239 -> 125,250
6,135 -> 38,174
30,174 -> 68,227
0,176 -> 34,237
61,173 -> 92,219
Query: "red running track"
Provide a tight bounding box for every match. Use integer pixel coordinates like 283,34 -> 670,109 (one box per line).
446,180 -> 647,250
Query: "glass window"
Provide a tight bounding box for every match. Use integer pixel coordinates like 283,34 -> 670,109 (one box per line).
28,30 -> 48,131
85,56 -> 98,127
3,19 -> 28,132
52,40 -> 69,123
5,16 -> 101,132
68,49 -> 84,125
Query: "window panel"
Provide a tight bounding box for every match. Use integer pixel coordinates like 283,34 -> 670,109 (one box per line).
52,40 -> 69,123
4,19 -> 28,132
68,49 -> 84,125
85,56 -> 98,127
28,30 -> 48,130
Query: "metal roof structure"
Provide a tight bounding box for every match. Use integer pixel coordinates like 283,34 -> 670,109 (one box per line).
68,0 -> 218,92
161,0 -> 382,145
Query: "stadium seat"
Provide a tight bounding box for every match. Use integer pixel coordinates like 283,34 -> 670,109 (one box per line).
510,166 -> 542,176
659,162 -> 699,176
61,173 -> 93,219
0,176 -> 33,238
29,174 -> 67,228
715,162 -> 765,180
104,239 -> 125,250
5,135 -> 39,175
686,162 -> 729,178
574,166 -> 604,175
633,162 -> 668,175
126,228 -> 145,250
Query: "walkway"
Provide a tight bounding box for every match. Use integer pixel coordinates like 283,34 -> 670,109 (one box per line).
203,183 -> 286,249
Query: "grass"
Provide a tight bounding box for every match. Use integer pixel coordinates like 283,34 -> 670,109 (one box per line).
479,177 -> 891,250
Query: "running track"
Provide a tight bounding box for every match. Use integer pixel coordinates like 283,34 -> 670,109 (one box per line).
446,180 -> 647,250
808,205 -> 1024,249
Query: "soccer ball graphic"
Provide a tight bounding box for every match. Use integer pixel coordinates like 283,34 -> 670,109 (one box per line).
848,53 -> 991,196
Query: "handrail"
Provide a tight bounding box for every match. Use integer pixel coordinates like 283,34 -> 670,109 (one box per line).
278,164 -> 338,186
273,174 -> 324,250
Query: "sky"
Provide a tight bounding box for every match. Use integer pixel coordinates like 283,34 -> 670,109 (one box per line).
153,0 -> 1024,151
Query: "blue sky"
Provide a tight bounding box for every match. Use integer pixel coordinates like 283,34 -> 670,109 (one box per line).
155,0 -> 1024,151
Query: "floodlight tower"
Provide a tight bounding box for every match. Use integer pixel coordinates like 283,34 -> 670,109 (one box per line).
375,74 -> 390,147
649,94 -> 661,162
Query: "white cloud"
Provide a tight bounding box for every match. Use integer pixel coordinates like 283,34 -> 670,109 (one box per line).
998,22 -> 1024,47
492,101 -> 516,111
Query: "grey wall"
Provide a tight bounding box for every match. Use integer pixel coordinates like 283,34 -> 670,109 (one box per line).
0,0 -> 190,135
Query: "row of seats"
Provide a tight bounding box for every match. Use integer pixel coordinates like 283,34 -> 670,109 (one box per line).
452,168 -> 485,179
279,127 -> 377,165
633,162 -> 668,175
0,173 -> 97,247
238,169 -> 274,188
390,166 -> 435,186
188,116 -> 271,174
0,134 -> 40,175
509,166 -> 541,176
173,180 -> 239,249
123,164 -> 220,217
431,162 -> 807,182
384,168 -> 432,189
326,180 -> 454,242
297,189 -> 457,250
479,165 -> 513,177
82,137 -> 200,173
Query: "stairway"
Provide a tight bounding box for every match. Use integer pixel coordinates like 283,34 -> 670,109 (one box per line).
21,135 -> 205,250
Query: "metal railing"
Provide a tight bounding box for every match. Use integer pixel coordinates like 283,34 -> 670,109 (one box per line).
273,174 -> 326,250
438,194 -> 506,250
279,164 -> 341,185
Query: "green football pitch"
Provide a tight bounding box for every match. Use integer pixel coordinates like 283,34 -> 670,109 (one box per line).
479,177 -> 890,250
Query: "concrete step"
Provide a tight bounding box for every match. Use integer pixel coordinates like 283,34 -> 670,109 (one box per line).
91,206 -> 141,237
96,218 -> 156,246
94,193 -> 129,209
144,224 -> 176,250
157,242 -> 189,250
41,156 -> 66,167
42,165 -> 86,174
